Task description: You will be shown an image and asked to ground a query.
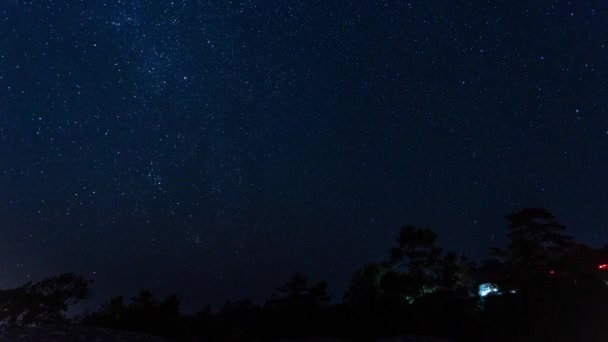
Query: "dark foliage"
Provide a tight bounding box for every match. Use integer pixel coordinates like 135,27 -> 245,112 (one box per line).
388,226 -> 472,299
81,290 -> 184,339
0,273 -> 91,327
492,208 -> 576,288
340,225 -> 474,340
3,207 -> 607,341
263,273 -> 333,339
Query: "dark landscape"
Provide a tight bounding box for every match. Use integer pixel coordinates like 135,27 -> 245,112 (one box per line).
2,208 -> 608,341
1,0 -> 606,340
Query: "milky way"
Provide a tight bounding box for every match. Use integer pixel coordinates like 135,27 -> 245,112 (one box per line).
0,0 -> 606,309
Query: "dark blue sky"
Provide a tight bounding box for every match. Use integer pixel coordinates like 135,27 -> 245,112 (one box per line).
0,0 -> 606,310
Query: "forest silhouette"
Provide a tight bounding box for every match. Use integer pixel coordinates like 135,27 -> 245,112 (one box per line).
1,208 -> 608,341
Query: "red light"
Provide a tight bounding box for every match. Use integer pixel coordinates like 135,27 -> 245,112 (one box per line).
598,264 -> 608,270
549,270 -> 555,275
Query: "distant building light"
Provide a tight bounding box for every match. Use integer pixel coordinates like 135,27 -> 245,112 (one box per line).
478,283 -> 500,297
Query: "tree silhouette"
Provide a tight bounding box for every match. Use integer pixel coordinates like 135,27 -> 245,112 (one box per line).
266,273 -> 331,310
476,208 -> 608,341
388,226 -> 470,300
86,295 -> 127,329
9,208 -> 604,341
215,299 -> 263,340
264,273 -> 331,338
0,273 -> 91,327
82,290 -> 183,339
496,208 -> 575,286
344,263 -> 387,306
308,281 -> 332,308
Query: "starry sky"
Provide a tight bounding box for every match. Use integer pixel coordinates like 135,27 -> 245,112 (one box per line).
0,0 -> 606,310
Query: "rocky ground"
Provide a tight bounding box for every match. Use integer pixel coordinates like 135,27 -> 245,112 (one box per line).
0,327 -> 454,341
281,336 -> 453,342
0,326 -> 171,341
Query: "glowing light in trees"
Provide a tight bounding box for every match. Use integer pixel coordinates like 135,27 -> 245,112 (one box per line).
478,283 -> 500,297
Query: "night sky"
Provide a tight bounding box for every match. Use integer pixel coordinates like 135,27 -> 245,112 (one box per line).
1,0 -> 606,310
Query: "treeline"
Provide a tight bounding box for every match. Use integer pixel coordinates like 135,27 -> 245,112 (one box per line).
2,208 -> 608,341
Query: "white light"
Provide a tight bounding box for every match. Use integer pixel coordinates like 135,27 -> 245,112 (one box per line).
478,283 -> 500,297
